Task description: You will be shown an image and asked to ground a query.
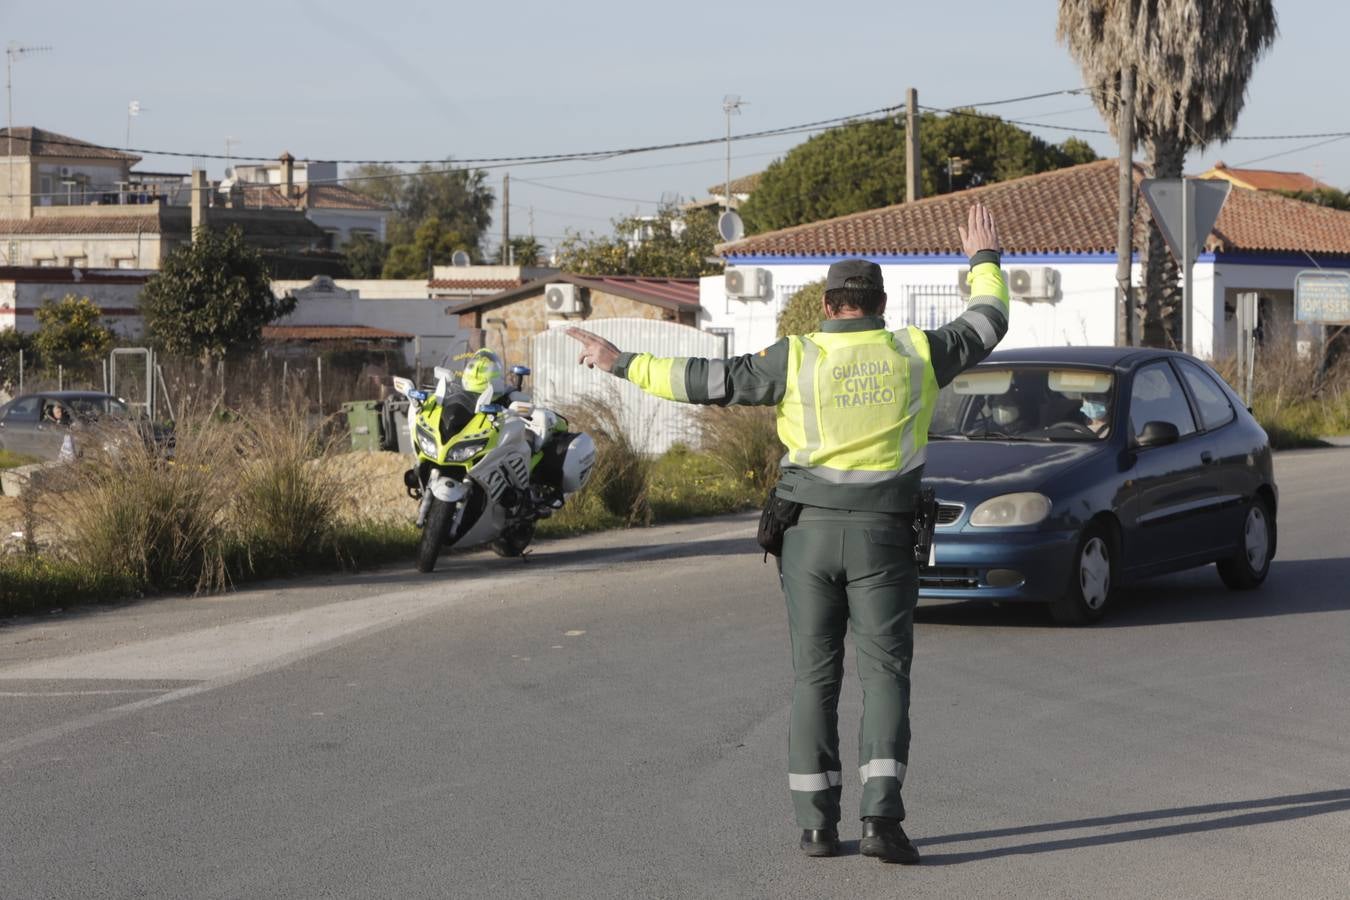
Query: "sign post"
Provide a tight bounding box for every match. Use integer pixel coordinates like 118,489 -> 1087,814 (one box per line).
1140,179 -> 1231,354
1235,291 -> 1258,407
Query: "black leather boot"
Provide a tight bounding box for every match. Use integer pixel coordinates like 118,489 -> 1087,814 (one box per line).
799,827 -> 840,857
859,817 -> 920,864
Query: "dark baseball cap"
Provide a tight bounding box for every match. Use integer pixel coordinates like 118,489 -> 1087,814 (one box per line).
825,259 -> 885,292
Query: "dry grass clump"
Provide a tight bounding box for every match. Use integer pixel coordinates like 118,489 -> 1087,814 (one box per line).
698,405 -> 782,502
66,410 -> 229,593
1212,328 -> 1350,447
227,402 -> 346,573
560,389 -> 652,526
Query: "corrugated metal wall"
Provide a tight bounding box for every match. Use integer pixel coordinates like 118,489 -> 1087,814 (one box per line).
529,319 -> 725,455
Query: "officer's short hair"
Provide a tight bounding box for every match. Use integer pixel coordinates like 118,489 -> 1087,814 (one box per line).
824,281 -> 886,316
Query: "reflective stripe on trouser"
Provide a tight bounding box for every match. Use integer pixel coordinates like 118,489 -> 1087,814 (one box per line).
780,507 -> 918,827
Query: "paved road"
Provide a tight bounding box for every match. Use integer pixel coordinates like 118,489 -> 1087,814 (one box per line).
3,449 -> 1348,899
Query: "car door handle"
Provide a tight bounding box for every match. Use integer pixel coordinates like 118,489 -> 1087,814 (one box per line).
1200,451 -> 1214,465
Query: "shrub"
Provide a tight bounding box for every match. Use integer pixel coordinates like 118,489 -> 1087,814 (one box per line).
1212,327 -> 1350,448
228,402 -> 345,573
65,410 -> 228,593
560,389 -> 652,526
777,281 -> 825,338
698,405 -> 782,502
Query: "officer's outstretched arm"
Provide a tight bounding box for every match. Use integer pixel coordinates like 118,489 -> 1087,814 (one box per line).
926,203 -> 1009,387
565,326 -> 789,406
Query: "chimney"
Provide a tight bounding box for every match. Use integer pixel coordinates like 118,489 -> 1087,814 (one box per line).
190,169 -> 208,238
279,151 -> 295,200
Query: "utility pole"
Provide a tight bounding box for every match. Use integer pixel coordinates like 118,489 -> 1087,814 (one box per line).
723,94 -> 745,212
6,43 -> 52,218
501,173 -> 510,265
905,87 -> 920,204
1115,67 -> 1137,346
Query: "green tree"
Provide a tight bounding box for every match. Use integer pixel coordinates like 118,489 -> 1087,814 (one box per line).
741,114 -> 1099,234
777,281 -> 826,338
383,217 -> 479,279
0,326 -> 37,388
141,226 -> 295,360
1278,187 -> 1350,211
1058,0 -> 1278,347
32,295 -> 113,372
497,235 -> 545,266
343,232 -> 388,278
347,161 -> 496,272
555,206 -> 721,278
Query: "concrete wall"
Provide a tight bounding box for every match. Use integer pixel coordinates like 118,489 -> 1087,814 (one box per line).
705,256 -> 1137,358
0,156 -> 35,219
457,288 -> 694,371
0,273 -> 150,338
2,231 -> 164,269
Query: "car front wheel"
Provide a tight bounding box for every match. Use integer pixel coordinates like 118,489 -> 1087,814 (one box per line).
1050,523 -> 1115,626
1217,496 -> 1275,590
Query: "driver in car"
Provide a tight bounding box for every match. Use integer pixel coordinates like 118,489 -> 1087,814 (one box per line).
987,386 -> 1036,435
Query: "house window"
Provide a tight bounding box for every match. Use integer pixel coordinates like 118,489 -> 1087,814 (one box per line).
706,326 -> 735,357
113,257 -> 138,269
64,255 -> 88,268
34,257 -> 56,267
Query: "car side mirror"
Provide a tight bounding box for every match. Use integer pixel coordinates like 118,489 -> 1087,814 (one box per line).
1135,420 -> 1181,448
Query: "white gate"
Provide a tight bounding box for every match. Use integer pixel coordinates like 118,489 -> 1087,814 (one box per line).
530,319 -> 725,455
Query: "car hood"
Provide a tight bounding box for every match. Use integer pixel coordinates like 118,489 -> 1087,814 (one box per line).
922,439 -> 1104,496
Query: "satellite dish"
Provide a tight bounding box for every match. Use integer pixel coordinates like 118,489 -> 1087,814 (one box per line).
451,250 -> 471,267
717,210 -> 744,242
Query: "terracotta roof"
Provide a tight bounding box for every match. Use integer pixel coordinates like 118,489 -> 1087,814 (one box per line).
1200,163 -> 1333,193
0,127 -> 141,163
721,159 -> 1350,259
0,212 -> 162,235
454,274 -> 701,313
427,278 -> 526,291
262,325 -> 414,342
707,172 -> 763,195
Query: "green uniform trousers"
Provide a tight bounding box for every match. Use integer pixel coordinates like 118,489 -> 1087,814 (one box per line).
780,506 -> 918,828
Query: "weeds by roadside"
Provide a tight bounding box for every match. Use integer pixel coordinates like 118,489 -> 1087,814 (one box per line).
1213,336 -> 1350,448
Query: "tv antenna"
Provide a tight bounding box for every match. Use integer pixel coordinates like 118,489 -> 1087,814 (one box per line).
719,94 -> 747,244
6,43 -> 53,210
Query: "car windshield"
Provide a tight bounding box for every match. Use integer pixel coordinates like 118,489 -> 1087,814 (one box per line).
930,366 -> 1116,442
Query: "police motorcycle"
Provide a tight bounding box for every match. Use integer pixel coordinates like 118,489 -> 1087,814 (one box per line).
392,355 -> 596,573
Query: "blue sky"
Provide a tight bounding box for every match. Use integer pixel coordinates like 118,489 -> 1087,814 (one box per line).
3,0 -> 1341,255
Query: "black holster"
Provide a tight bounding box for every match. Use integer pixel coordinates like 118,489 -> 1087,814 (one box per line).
913,487 -> 938,567
757,492 -> 803,560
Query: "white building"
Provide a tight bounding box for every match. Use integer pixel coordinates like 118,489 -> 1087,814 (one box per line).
230,153 -> 390,247
703,159 -> 1350,361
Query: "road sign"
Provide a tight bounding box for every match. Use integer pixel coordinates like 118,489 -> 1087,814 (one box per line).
1139,178 -> 1232,263
1138,178 -> 1232,355
1294,270 -> 1350,325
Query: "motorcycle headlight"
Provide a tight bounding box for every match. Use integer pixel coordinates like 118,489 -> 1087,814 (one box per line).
448,439 -> 489,462
968,492 -> 1052,528
417,431 -> 440,457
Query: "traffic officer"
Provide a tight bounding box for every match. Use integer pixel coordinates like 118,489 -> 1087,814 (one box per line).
567,203 -> 1007,864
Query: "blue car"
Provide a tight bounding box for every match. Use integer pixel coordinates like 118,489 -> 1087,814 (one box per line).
920,346 -> 1277,625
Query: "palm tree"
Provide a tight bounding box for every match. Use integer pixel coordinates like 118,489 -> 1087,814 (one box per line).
1058,0 -> 1278,347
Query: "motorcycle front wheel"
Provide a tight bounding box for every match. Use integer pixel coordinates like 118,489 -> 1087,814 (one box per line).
416,497 -> 454,573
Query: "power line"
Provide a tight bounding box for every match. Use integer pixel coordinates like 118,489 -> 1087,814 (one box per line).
512,179 -> 661,205
1232,134 -> 1350,169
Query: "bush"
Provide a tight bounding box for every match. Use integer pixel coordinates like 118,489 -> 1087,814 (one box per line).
560,389 -> 652,526
65,411 -> 228,593
698,405 -> 782,502
228,402 -> 345,574
1212,330 -> 1350,448
777,281 -> 825,338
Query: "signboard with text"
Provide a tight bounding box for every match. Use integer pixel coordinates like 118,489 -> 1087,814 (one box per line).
1294,270 -> 1350,325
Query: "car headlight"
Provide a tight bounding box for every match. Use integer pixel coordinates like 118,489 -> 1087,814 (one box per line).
448,440 -> 489,462
968,492 -> 1051,527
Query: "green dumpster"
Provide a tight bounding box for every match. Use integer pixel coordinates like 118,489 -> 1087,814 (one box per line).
342,400 -> 384,452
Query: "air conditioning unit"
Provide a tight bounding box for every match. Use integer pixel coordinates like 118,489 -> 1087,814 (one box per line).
725,266 -> 766,299
1007,267 -> 1060,301
544,282 -> 583,315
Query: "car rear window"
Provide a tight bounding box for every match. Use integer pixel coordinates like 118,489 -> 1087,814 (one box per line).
1176,359 -> 1235,431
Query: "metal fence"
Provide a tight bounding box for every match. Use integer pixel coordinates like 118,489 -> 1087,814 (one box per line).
529,319 -> 725,455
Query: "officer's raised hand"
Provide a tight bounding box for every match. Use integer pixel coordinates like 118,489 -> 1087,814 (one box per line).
958,201 -> 1002,256
566,327 -> 622,373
